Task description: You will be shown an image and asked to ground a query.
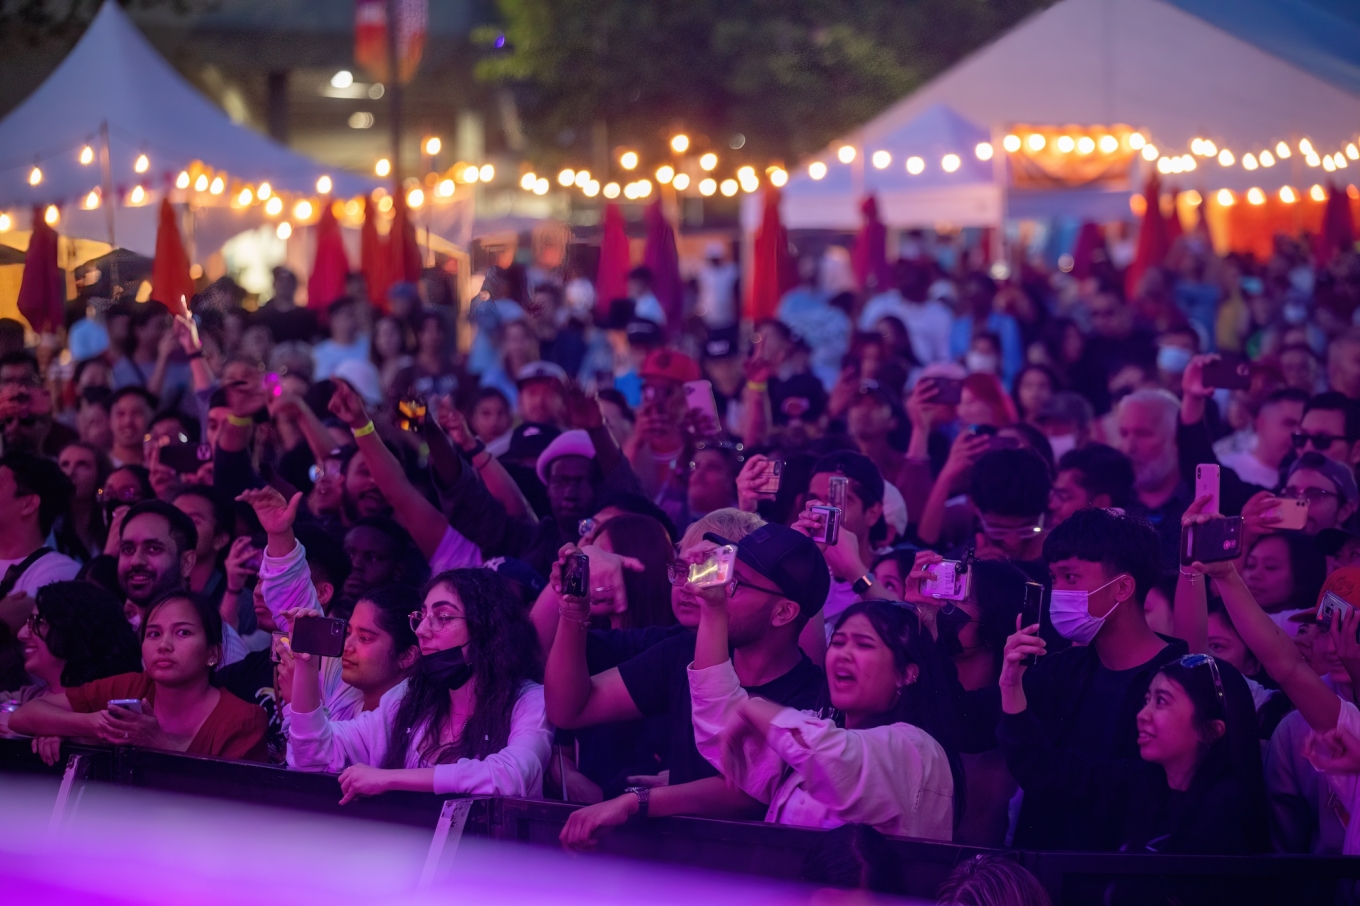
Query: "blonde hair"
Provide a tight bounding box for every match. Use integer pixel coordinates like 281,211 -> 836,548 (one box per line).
679,508 -> 765,550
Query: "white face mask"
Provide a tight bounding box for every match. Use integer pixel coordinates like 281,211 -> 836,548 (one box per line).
1048,574 -> 1126,645
965,351 -> 999,374
1047,434 -> 1077,460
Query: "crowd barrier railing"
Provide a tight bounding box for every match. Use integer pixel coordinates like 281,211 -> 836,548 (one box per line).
3,738 -> 1358,905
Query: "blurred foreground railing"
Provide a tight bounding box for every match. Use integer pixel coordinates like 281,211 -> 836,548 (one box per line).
3,737 -> 1357,905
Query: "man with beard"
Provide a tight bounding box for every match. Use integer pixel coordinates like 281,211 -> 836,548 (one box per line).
1116,389 -> 1190,573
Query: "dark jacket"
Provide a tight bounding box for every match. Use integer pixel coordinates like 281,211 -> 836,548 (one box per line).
997,635 -> 1188,851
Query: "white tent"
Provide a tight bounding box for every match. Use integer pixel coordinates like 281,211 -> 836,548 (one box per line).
0,1 -> 375,255
767,0 -> 1360,228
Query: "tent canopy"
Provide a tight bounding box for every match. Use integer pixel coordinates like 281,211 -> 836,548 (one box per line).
0,1 -> 374,234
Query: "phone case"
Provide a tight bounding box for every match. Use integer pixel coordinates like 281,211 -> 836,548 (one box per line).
1195,464 -> 1221,516
755,460 -> 783,495
920,561 -> 968,600
1202,356 -> 1252,390
1267,498 -> 1309,530
683,380 -> 720,425
107,698 -> 143,714
290,615 -> 347,657
688,545 -> 737,587
561,553 -> 590,598
1181,517 -> 1244,565
1020,582 -> 1045,666
160,441 -> 213,475
827,475 -> 849,510
1318,590 -> 1354,626
809,505 -> 841,546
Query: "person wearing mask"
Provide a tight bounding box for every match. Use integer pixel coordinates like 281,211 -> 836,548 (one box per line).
997,508 -> 1187,851
687,596 -> 957,841
288,570 -> 551,802
552,523 -> 827,849
1032,392 -> 1095,461
108,387 -> 156,467
1048,444 -> 1136,528
11,590 -> 268,760
1117,389 -> 1191,573
1,582 -> 141,752
312,298 -> 369,381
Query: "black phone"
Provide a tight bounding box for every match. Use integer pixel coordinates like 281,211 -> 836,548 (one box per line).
1201,355 -> 1252,391
290,615 -> 347,657
1021,582 -> 1044,667
926,377 -> 963,405
1181,516 -> 1244,565
160,440 -> 213,474
561,553 -> 590,598
969,423 -> 998,437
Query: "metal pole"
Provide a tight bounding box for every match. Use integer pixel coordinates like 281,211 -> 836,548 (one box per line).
386,0 -> 404,191
97,121 -> 120,299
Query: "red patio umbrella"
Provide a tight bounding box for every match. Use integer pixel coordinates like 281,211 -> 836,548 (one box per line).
308,202 -> 351,310
852,195 -> 891,295
643,198 -> 682,335
1125,173 -> 1170,298
387,191 -> 422,288
360,196 -> 389,309
747,188 -> 793,322
596,203 -> 630,315
17,207 -> 63,333
150,199 -> 193,316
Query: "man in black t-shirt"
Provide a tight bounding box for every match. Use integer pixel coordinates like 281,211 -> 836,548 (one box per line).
549,523 -> 828,849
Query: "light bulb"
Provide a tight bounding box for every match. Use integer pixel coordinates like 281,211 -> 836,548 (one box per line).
265,196 -> 283,216
1002,135 -> 1021,153
316,175 -> 332,194
584,181 -> 600,197
769,168 -> 788,187
1128,132 -> 1146,150
670,134 -> 690,154
520,173 -> 537,190
0,213 -> 9,231
1276,142 -> 1292,159
533,178 -> 549,195
479,164 -> 495,182
1141,144 -> 1158,161
720,179 -> 737,197
1311,184 -> 1327,202
871,150 -> 891,169
574,170 -> 591,188
1056,135 -> 1075,153
209,176 -> 224,195
620,151 -> 639,170
906,156 -> 925,175
293,200 -> 313,220
808,161 -> 827,180
277,222 -> 292,239
79,145 -> 94,165
656,165 -> 674,184
837,145 -> 856,163
1077,136 -> 1095,155
1216,189 -> 1234,206
672,173 -> 691,191
603,182 -> 621,199
135,153 -> 149,173
84,190 -> 100,209
28,166 -> 42,186
1098,135 -> 1118,154
424,137 -> 441,156
463,165 -> 480,183
1247,187 -> 1265,205
1217,149 -> 1235,167
44,205 -> 59,225
941,154 -> 961,173
437,179 -> 455,197
700,153 -> 718,171
258,182 -> 272,199
1279,186 -> 1297,204
407,188 -> 424,208
238,187 -> 254,205
129,185 -> 146,204
558,168 -> 576,187
1243,153 -> 1258,171
176,171 -> 190,189
375,158 -> 391,177
975,142 -> 994,161
699,178 -> 717,196
1026,134 -> 1046,152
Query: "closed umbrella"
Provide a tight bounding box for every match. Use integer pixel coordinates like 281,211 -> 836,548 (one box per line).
1318,181 -> 1356,263
1125,173 -> 1170,298
643,198 -> 683,335
360,196 -> 388,308
17,207 -> 63,332
748,188 -> 792,322
596,203 -> 630,316
150,199 -> 193,316
308,202 -> 351,310
387,191 -> 422,288
852,195 -> 891,295
1070,221 -> 1105,280
1164,189 -> 1184,245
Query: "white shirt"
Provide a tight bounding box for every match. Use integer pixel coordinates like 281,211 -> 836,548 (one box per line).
1219,449 -> 1280,490
688,659 -> 954,840
288,681 -> 552,798
430,525 -> 483,573
312,336 -> 371,381
697,262 -> 739,328
633,292 -> 667,326
0,550 -> 80,597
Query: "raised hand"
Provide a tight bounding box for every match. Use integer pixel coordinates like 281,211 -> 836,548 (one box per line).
235,486 -> 302,536
223,536 -> 263,594
173,314 -> 202,355
328,379 -> 369,430
434,395 -> 476,450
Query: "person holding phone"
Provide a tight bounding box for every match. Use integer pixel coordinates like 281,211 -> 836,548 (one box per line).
10,590 -> 267,761
288,569 -> 550,803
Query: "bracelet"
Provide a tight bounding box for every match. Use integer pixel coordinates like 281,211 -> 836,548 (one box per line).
465,438 -> 486,459
352,421 -> 376,438
745,380 -> 768,393
472,450 -> 493,470
559,607 -> 590,626
1179,568 -> 1202,579
226,414 -> 253,428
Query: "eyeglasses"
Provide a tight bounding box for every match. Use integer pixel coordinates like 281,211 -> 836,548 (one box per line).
1292,431 -> 1353,451
1279,486 -> 1338,503
665,561 -> 784,599
978,517 -> 1044,542
1177,653 -> 1225,711
408,611 -> 465,633
666,562 -> 689,586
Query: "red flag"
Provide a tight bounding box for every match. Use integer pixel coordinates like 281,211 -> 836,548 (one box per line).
643,199 -> 683,335
387,190 -> 422,288
1126,174 -> 1170,298
355,0 -> 427,84
595,203 -> 630,315
151,199 -> 193,317
361,196 -> 389,309
308,203 -> 351,310
16,207 -> 63,333
852,195 -> 891,295
748,188 -> 793,322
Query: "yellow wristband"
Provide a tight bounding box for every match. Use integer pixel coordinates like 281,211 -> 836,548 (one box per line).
226,414 -> 253,428
352,421 -> 376,438
746,381 -> 768,393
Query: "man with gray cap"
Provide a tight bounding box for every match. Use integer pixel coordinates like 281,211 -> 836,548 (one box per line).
1278,451 -> 1359,536
552,522 -> 827,850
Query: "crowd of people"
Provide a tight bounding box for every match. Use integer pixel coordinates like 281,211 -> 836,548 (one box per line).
2,226 -> 1360,901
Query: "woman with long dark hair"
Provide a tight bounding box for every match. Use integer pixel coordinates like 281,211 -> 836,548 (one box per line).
287,569 -> 551,802
2,582 -> 140,705
691,599 -> 957,840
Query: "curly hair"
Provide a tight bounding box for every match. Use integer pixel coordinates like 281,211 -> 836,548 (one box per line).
36,581 -> 141,687
382,569 -> 542,768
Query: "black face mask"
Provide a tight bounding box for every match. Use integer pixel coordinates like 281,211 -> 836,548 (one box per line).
937,603 -> 970,657
423,646 -> 473,690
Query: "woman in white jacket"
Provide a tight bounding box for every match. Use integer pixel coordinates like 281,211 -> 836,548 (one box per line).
289,569 -> 552,803
691,594 -> 958,841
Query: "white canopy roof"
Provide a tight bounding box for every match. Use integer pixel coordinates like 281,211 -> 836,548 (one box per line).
0,1 -> 374,252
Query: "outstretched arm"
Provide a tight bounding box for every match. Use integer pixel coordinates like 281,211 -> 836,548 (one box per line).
434,395 -> 535,521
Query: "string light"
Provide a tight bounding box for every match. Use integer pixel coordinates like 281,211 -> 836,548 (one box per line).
293,200 -> 313,220
1259,150 -> 1275,167
672,173 -> 691,191
375,158 -> 391,177
558,168 -> 576,187
480,164 -> 495,182
533,177 -> 549,195
699,178 -> 717,196
316,175 -> 332,194
1077,136 -> 1095,154
1279,186 -> 1298,203
573,170 -> 590,188
620,151 -> 639,170
1003,134 -> 1021,152
1157,157 -> 1172,174
1098,135 -> 1119,153
84,189 -> 100,209
176,171 -> 190,189
44,205 -> 59,225
437,178 -> 455,197
1181,154 -> 1197,171
1216,189 -> 1234,206
1243,153 -> 1258,170
277,222 -> 292,239
1310,184 -> 1326,202
623,182 -> 639,201
975,142 -> 994,161
768,168 -> 788,187
1026,134 -> 1046,151
424,137 -> 441,156
700,153 -> 718,171
871,150 -> 891,169
719,179 -> 738,197
209,176 -> 224,195
906,156 -> 925,175
264,196 -> 283,216
1128,132 -> 1147,149
655,165 -> 674,184
1246,187 -> 1265,205
941,153 -> 961,172
135,153 -> 149,173
1306,151 -> 1322,167
670,134 -> 690,154
521,173 -> 537,190
407,188 -> 424,208
603,182 -> 620,199
1300,138 -> 1315,155
1325,156 -> 1337,172
1141,144 -> 1158,161
79,145 -> 94,165
463,165 -> 480,183
837,145 -> 856,163
193,174 -> 207,191
28,165 -> 42,186
1349,144 -> 1360,160
583,181 -> 600,197
1184,190 -> 1202,205
808,161 -> 827,180
1217,149 -> 1235,166
0,213 -> 9,231
1276,142 -> 1291,159
258,182 -> 272,199
637,179 -> 653,198
237,187 -> 254,205
129,185 -> 146,204
1337,152 -> 1349,169
1056,135 -> 1075,153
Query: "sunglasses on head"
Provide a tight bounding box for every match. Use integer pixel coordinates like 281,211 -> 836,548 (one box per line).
1176,653 -> 1225,710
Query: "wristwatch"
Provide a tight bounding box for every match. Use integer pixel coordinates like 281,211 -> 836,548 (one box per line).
852,572 -> 876,596
624,785 -> 650,819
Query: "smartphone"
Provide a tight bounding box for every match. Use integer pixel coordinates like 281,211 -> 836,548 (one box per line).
920,560 -> 971,601
1202,355 -> 1252,391
969,424 -> 999,437
307,459 -> 343,483
688,545 -> 737,588
827,475 -> 849,510
561,552 -> 590,598
1021,582 -> 1045,667
926,377 -> 963,405
270,631 -> 290,665
290,615 -> 347,657
160,440 -> 213,475
754,459 -> 783,495
1181,516 -> 1244,565
683,380 -> 721,428
1195,464 -> 1221,516
1266,497 -> 1309,530
107,698 -> 143,715
1318,590 -> 1355,633
397,397 -> 427,433
809,504 -> 841,545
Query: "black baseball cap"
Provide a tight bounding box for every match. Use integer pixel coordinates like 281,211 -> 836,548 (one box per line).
506,422 -> 561,461
706,524 -> 830,619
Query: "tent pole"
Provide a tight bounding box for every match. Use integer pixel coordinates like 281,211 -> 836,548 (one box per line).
98,120 -> 120,299
386,0 -> 404,190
